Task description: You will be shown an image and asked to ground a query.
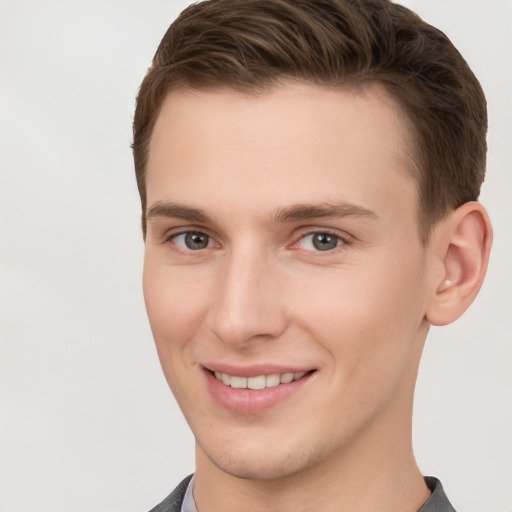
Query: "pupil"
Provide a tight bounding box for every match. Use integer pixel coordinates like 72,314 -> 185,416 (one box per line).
185,232 -> 209,250
312,233 -> 337,251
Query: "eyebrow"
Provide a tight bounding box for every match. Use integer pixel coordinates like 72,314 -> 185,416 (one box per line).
146,202 -> 210,223
145,201 -> 377,224
272,203 -> 377,223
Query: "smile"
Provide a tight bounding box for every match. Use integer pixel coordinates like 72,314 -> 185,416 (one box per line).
205,367 -> 315,413
214,371 -> 307,389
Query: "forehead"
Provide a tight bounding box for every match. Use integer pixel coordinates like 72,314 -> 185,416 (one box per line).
146,82 -> 418,227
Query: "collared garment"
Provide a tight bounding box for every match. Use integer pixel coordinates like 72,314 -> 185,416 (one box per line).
180,476 -> 197,512
148,474 -> 456,512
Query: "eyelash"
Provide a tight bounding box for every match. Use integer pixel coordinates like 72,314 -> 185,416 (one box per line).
164,228 -> 350,254
165,229 -> 217,253
292,229 -> 349,253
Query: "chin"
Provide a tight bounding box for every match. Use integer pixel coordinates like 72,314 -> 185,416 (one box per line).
210,454 -> 312,481
198,437 -> 322,481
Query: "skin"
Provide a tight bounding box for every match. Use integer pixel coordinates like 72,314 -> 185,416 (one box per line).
142,82 -> 490,511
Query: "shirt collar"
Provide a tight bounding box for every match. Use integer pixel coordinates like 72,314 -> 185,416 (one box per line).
181,475 -> 198,512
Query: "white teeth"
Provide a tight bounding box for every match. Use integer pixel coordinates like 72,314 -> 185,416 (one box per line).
247,375 -> 266,390
280,373 -> 294,384
230,376 -> 247,388
265,374 -> 280,388
214,370 -> 308,389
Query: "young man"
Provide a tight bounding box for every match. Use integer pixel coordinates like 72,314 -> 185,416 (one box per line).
132,1 -> 492,511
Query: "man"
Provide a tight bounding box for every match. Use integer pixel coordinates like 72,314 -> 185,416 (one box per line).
132,1 -> 492,510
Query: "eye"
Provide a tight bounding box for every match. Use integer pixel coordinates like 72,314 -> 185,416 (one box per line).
298,232 -> 344,252
172,231 -> 213,251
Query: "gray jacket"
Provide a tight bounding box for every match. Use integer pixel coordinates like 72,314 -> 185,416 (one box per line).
148,475 -> 456,512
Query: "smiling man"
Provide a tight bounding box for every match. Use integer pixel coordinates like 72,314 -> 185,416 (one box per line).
132,1 -> 492,511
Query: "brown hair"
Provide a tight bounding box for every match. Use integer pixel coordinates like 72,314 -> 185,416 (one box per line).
132,0 -> 487,240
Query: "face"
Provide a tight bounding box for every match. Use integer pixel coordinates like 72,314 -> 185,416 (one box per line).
143,82 -> 434,480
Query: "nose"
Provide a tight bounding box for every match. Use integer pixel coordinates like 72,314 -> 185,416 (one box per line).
206,248 -> 288,348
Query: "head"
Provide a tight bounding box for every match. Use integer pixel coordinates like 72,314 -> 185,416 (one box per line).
133,0 -> 488,243
133,0 -> 492,486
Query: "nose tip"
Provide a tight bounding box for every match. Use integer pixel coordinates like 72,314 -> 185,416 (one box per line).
206,255 -> 287,347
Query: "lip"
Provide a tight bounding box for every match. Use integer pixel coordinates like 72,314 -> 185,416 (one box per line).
204,363 -> 313,378
202,365 -> 316,414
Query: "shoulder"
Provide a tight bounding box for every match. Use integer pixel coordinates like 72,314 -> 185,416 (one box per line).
418,476 -> 457,512
147,474 -> 193,512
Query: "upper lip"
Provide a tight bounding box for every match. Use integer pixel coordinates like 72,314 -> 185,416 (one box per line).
203,363 -> 315,378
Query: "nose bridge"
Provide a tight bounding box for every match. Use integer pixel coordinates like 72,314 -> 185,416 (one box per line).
207,243 -> 286,346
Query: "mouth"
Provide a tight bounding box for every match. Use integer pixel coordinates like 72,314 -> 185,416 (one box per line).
203,366 -> 316,413
212,370 -> 309,389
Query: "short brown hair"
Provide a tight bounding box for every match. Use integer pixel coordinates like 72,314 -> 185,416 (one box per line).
132,0 -> 487,240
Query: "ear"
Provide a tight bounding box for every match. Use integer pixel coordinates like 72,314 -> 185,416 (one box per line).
425,201 -> 493,326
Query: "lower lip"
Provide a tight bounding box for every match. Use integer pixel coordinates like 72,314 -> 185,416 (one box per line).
204,369 -> 314,414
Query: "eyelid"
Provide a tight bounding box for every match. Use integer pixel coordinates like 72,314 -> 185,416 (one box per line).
163,226 -> 221,252
158,224 -> 351,254
162,225 -> 212,242
174,232 -> 214,249
290,227 -> 352,251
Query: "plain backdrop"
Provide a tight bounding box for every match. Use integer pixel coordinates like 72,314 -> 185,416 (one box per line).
0,1 -> 510,511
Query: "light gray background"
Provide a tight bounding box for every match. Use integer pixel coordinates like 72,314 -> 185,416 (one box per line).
0,1 -> 510,511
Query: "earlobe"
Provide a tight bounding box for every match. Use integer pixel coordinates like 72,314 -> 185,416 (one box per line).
425,202 -> 493,326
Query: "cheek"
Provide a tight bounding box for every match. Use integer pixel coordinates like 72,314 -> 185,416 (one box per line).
293,257 -> 427,375
142,256 -> 210,362
297,268 -> 426,433
142,258 -> 215,412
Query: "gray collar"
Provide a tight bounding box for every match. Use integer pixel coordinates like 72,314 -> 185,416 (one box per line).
180,475 -> 456,512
